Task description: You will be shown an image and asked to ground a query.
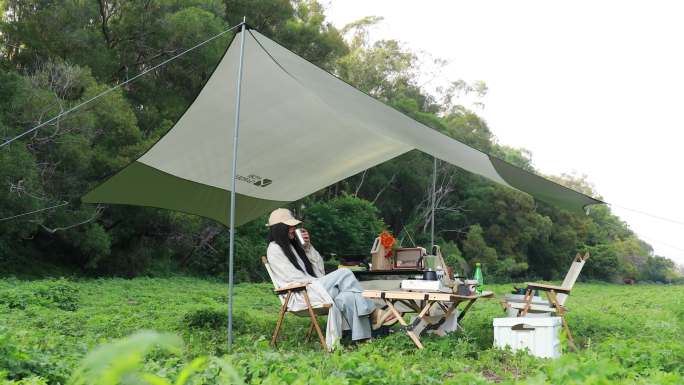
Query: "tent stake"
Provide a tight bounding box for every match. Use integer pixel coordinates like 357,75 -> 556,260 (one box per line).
228,18 -> 247,353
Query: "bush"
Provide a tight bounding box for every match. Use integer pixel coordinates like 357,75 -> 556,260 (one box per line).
582,244 -> 620,281
302,195 -> 385,256
0,373 -> 48,385
640,255 -> 678,283
0,333 -> 32,380
0,289 -> 29,310
182,307 -> 269,336
0,331 -> 68,384
440,240 -> 469,276
182,308 -> 226,330
33,279 -> 79,311
0,279 -> 79,311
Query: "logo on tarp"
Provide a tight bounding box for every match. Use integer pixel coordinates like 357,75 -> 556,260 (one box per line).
237,174 -> 272,187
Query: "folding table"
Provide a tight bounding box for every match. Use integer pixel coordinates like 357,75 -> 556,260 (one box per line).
363,289 -> 494,349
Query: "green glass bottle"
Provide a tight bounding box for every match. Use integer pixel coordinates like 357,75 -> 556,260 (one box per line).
473,263 -> 484,294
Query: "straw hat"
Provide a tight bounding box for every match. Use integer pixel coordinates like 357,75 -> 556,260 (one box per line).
267,208 -> 301,227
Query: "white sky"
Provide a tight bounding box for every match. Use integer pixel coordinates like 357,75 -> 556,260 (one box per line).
325,0 -> 684,266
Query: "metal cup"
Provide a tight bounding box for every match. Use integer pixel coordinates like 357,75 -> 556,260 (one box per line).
294,228 -> 306,247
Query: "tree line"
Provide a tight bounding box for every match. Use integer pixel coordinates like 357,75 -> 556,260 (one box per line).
0,0 -> 680,283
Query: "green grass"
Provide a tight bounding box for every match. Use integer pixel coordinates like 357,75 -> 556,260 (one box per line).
1,277 -> 683,384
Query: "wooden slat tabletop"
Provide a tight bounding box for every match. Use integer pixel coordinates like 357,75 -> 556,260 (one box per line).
362,289 -> 494,302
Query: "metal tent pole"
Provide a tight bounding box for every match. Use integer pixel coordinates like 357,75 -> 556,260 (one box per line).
431,157 -> 437,248
228,18 -> 247,353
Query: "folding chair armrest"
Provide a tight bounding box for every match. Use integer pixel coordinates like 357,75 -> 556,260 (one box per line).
525,282 -> 571,294
273,282 -> 309,294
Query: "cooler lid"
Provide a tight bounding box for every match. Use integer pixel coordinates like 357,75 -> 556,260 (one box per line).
493,316 -> 562,327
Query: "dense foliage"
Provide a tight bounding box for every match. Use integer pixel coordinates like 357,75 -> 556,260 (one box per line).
0,0 -> 680,283
1,277 -> 683,384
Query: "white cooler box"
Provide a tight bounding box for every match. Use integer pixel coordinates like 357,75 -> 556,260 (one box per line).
493,317 -> 561,359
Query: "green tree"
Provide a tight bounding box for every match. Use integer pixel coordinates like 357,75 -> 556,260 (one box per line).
462,224 -> 497,270
0,0 -> 674,283
641,255 -> 677,283
303,195 -> 385,256
582,243 -> 620,281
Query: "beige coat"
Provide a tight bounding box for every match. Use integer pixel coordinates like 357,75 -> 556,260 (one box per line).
266,241 -> 331,311
266,242 -> 348,349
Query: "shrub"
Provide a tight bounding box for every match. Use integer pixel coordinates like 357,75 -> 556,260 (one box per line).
441,240 -> 469,276
0,373 -> 49,385
0,279 -> 79,311
33,279 -> 79,311
582,244 -> 620,281
0,333 -> 31,380
303,195 -> 385,256
182,307 -> 269,336
0,289 -> 29,310
182,308 -> 226,330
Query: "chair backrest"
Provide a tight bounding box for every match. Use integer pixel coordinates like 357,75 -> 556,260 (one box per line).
261,256 -> 279,290
557,252 -> 590,305
262,256 -> 290,306
261,256 -> 330,312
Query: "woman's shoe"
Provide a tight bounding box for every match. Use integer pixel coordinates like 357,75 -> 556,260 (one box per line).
371,324 -> 391,338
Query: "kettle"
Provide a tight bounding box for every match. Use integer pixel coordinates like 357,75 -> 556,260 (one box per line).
422,270 -> 438,281
422,254 -> 438,280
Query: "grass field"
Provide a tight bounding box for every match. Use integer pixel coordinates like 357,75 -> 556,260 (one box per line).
1,277 -> 683,384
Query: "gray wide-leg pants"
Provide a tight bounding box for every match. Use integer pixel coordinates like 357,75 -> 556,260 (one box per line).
316,268 -> 377,341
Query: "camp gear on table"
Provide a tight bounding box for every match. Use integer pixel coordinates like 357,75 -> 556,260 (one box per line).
399,279 -> 451,292
352,269 -> 423,282
370,236 -> 393,271
473,263 -> 484,294
422,270 -> 438,281
394,247 -> 425,269
456,280 -> 478,296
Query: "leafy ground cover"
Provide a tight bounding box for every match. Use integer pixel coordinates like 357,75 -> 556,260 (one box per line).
1,277 -> 682,384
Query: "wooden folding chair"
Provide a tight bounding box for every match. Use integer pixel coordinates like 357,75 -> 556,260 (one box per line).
261,256 -> 331,350
504,252 -> 589,351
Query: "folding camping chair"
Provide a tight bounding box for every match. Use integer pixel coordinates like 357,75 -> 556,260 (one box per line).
261,256 -> 331,350
503,252 -> 589,350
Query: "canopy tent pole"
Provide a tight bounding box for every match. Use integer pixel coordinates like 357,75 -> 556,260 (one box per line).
228,19 -> 247,353
430,157 -> 437,248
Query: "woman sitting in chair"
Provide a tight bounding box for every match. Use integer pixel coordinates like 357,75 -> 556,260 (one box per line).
266,208 -> 393,344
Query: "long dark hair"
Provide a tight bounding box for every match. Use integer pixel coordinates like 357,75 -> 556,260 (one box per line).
268,223 -> 318,277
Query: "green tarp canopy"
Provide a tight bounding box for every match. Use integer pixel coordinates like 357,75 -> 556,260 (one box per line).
82,27 -> 603,224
